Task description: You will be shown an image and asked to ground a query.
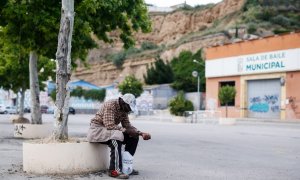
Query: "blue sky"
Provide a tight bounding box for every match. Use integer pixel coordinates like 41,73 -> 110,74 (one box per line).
145,0 -> 222,7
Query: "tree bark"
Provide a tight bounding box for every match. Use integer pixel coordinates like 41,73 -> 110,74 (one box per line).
29,51 -> 42,124
53,0 -> 74,141
18,87 -> 25,118
225,104 -> 228,118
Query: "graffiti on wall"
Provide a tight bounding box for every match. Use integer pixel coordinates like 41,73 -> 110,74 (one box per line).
249,94 -> 280,113
136,91 -> 153,111
14,124 -> 26,136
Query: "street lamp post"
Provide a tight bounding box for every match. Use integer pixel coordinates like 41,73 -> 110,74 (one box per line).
192,71 -> 200,111
193,59 -> 205,110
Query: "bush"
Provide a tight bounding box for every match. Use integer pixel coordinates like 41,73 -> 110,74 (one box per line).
125,47 -> 141,56
111,52 -> 126,68
71,87 -> 84,98
273,28 -> 291,34
141,41 -> 158,50
70,87 -> 106,102
271,15 -> 292,27
118,75 -> 143,98
83,89 -> 106,101
247,23 -> 257,34
168,91 -> 194,116
255,7 -> 276,21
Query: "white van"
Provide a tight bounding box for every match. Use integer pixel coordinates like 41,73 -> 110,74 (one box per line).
0,106 -> 18,114
0,105 -> 6,114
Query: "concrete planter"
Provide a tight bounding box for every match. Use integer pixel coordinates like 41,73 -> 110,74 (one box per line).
14,124 -> 53,139
23,141 -> 109,174
172,116 -> 186,123
219,118 -> 236,125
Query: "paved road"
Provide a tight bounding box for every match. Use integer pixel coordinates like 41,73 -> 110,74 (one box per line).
0,114 -> 300,180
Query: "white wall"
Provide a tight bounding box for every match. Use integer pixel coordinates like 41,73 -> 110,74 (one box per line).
206,48 -> 300,78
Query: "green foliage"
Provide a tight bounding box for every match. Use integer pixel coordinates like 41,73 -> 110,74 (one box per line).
0,39 -> 55,93
271,15 -> 293,27
108,47 -> 142,68
141,41 -> 158,50
218,85 -> 236,106
256,7 -> 277,21
82,89 -> 106,102
50,90 -> 56,102
241,0 -> 300,33
125,47 -> 141,56
51,87 -> 106,102
70,87 -> 84,98
171,49 -> 205,92
107,40 -> 162,68
111,51 -> 126,68
243,0 -> 259,11
194,3 -> 215,10
247,23 -> 257,34
118,75 -> 143,98
273,28 -> 291,34
168,91 -> 194,116
178,4 -> 193,11
0,0 -> 152,63
144,58 -> 174,85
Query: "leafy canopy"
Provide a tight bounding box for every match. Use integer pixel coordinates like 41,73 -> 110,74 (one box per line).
51,87 -> 106,102
218,85 -> 236,106
0,38 -> 55,92
144,57 -> 174,85
171,49 -> 205,92
118,75 -> 143,98
0,0 -> 152,65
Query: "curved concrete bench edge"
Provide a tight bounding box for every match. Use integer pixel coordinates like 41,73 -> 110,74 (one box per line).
23,141 -> 109,174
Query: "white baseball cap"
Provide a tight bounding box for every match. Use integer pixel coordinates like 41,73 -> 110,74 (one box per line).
120,93 -> 136,112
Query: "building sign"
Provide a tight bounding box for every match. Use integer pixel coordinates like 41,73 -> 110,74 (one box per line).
206,48 -> 300,78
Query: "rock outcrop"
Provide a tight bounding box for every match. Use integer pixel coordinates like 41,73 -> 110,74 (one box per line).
74,0 -> 245,86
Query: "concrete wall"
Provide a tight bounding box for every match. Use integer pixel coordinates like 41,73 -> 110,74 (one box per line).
206,76 -> 241,118
286,71 -> 300,119
185,92 -> 205,110
148,84 -> 177,109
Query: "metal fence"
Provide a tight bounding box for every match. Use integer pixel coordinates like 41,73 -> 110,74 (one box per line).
135,110 -> 221,124
184,110 -> 221,124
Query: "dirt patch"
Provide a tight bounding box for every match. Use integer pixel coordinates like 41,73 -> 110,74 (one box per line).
27,136 -> 88,144
12,117 -> 30,124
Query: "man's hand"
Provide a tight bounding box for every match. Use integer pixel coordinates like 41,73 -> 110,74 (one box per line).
141,132 -> 151,140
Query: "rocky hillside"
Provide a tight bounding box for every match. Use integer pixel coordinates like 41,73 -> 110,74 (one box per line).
74,0 -> 300,86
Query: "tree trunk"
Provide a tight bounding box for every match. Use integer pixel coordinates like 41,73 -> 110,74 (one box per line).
225,104 -> 228,118
29,51 -> 42,124
18,87 -> 25,118
53,0 -> 74,141
15,93 -> 19,113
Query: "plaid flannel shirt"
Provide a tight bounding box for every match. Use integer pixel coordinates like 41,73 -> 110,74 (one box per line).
91,98 -> 133,132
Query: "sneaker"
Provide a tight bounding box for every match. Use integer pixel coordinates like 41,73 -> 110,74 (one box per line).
108,170 -> 129,179
129,169 -> 139,175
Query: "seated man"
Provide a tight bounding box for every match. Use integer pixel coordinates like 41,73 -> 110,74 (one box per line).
87,93 -> 151,179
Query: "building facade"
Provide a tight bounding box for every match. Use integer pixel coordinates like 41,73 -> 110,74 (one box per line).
205,32 -> 300,120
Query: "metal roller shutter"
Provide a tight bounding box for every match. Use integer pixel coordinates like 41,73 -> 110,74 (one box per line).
247,79 -> 281,119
